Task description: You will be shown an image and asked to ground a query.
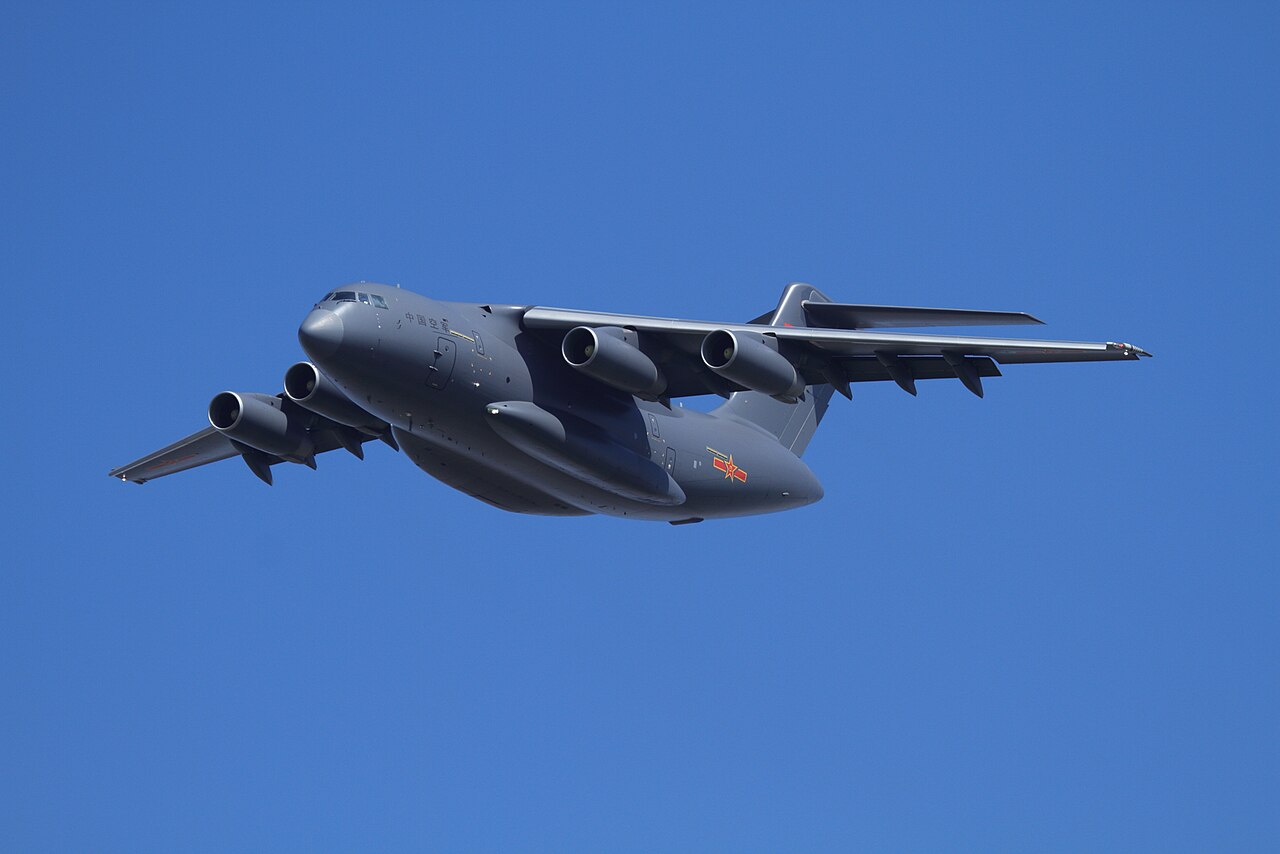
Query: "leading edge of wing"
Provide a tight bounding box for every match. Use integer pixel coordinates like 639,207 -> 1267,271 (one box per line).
521,307 -> 1152,363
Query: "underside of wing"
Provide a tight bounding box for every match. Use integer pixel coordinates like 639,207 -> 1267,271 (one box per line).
522,302 -> 1150,400
109,427 -> 239,484
837,354 -> 1002,396
784,327 -> 1150,362
110,395 -> 391,485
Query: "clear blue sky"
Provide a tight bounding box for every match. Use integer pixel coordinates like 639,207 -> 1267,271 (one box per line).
3,2 -> 1277,850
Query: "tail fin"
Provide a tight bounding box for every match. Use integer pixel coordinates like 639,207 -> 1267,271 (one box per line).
713,283 -> 836,456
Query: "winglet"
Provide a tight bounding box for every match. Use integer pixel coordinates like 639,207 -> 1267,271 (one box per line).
1109,342 -> 1153,358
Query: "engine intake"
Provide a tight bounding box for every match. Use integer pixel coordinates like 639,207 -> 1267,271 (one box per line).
283,362 -> 387,434
701,330 -> 805,402
208,391 -> 312,461
562,326 -> 666,399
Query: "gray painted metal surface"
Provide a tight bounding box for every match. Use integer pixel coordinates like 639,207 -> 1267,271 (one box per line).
109,282 -> 1150,522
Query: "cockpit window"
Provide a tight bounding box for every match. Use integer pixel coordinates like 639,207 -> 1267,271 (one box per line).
320,289 -> 386,306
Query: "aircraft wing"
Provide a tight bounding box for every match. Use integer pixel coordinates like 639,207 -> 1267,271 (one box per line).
108,427 -> 240,483
110,396 -> 385,484
522,306 -> 1150,398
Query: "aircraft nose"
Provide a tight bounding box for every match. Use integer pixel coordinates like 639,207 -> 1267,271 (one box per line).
298,308 -> 344,360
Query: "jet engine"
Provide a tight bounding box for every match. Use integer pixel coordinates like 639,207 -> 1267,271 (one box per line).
208,391 -> 312,461
561,326 -> 667,399
701,329 -> 806,402
283,361 -> 388,435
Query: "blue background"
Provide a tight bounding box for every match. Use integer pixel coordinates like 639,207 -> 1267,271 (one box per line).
4,2 -> 1277,850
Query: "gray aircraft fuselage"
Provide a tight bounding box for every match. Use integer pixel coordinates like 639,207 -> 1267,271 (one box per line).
302,289 -> 822,521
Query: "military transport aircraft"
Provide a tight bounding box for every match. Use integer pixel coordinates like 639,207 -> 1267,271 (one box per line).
110,283 -> 1149,523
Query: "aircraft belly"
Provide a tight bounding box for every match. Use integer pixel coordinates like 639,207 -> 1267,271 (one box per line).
394,428 -> 588,516
485,401 -> 686,506
395,415 -> 682,521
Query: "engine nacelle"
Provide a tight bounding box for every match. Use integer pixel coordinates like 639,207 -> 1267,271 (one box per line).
283,362 -> 387,435
562,326 -> 666,399
208,391 -> 312,461
701,329 -> 805,402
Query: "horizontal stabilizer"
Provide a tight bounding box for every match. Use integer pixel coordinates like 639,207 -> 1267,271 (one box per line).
803,301 -> 1043,329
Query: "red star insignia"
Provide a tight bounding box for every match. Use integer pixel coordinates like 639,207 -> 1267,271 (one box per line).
712,453 -> 748,483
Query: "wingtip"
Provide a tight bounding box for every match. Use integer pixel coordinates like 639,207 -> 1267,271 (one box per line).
1108,342 -> 1153,358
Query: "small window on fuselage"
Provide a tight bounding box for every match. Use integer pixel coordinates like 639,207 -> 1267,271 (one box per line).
370,294 -> 389,309
358,292 -> 370,305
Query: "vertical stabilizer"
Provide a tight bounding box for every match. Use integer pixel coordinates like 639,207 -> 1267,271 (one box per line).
713,283 -> 836,456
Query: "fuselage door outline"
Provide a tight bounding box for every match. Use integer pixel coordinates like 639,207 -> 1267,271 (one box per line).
427,336 -> 456,390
